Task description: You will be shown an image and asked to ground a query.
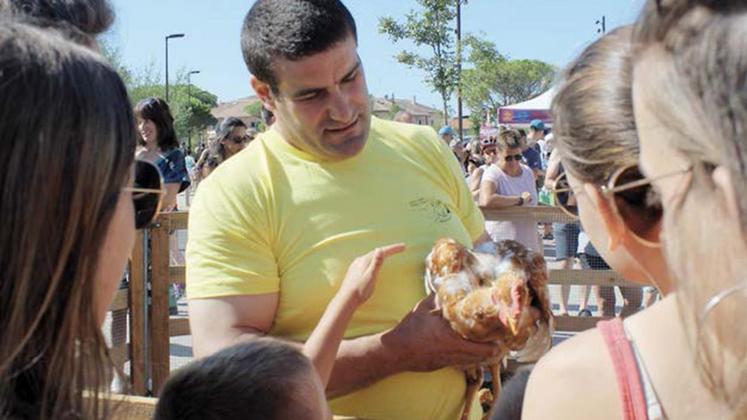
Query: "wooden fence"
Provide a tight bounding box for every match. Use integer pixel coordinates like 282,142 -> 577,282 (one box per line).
116,206 -> 640,395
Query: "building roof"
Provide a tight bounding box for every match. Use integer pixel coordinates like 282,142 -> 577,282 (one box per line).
211,96 -> 261,120
371,96 -> 440,116
212,95 -> 440,120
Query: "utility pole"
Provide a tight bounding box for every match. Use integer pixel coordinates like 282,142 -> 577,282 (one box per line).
596,15 -> 606,34
456,0 -> 467,142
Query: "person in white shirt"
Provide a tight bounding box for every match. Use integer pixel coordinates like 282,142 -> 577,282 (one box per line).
478,128 -> 540,251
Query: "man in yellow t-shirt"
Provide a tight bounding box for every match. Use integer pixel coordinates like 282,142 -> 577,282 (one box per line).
187,1 -> 501,419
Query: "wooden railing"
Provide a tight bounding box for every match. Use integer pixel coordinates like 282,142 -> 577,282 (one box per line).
118,205 -> 642,395
484,205 -> 641,332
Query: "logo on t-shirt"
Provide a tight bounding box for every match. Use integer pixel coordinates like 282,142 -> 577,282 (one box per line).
409,197 -> 452,223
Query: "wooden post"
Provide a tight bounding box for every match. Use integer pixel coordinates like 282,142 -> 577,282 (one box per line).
149,216 -> 171,394
128,230 -> 147,395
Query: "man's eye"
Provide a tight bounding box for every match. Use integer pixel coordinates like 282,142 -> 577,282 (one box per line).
297,92 -> 321,102
343,71 -> 358,82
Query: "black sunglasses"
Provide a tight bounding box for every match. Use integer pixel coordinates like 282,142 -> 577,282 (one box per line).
125,160 -> 165,229
504,154 -> 523,162
226,134 -> 250,144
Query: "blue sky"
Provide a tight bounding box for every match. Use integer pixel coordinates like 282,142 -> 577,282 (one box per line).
105,0 -> 645,109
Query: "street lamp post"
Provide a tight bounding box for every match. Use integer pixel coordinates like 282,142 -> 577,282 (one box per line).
164,33 -> 185,102
456,0 -> 467,142
187,70 -> 200,151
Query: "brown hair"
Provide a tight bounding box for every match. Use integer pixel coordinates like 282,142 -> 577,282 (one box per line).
633,0 -> 747,411
551,26 -> 662,234
551,26 -> 638,184
0,20 -> 135,419
155,337 -> 314,420
495,128 -> 524,152
209,117 -> 248,163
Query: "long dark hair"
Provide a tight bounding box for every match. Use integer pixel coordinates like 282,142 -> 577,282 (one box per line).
0,0 -> 113,47
134,97 -> 179,150
210,117 -> 247,162
0,20 -> 136,419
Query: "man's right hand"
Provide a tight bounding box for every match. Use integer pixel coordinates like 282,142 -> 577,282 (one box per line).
380,294 -> 504,372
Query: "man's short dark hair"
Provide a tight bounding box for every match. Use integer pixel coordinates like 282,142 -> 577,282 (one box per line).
240,0 -> 358,92
154,337 -> 314,420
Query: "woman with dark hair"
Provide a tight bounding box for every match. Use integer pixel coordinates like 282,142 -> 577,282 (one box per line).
196,117 -> 249,180
0,20 -> 163,419
0,0 -> 113,48
135,97 -> 190,211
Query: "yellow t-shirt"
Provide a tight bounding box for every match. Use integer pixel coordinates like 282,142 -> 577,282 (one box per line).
187,117 -> 485,420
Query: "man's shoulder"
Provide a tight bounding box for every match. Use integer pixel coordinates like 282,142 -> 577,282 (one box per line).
370,117 -> 440,148
195,141 -> 273,206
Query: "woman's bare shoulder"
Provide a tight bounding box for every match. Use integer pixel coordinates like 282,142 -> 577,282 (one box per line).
523,327 -> 620,420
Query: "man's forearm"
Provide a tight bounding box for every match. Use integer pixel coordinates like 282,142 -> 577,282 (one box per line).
325,330 -> 403,398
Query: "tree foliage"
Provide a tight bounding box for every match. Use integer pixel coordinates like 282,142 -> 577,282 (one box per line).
461,34 -> 556,126
379,0 -> 458,125
243,100 -> 264,119
99,41 -> 218,148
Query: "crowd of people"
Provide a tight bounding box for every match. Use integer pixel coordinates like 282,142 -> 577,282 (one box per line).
1,0 -> 747,419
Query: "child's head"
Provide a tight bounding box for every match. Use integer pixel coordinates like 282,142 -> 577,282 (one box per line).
155,337 -> 331,420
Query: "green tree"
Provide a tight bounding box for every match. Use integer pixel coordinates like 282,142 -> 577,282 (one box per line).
387,102 -> 402,120
99,44 -> 219,149
379,0 -> 458,125
243,100 -> 264,119
462,34 -> 555,127
166,70 -> 218,147
99,40 -> 133,88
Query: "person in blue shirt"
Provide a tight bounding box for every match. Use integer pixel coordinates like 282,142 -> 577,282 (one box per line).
438,125 -> 454,145
523,120 -> 546,178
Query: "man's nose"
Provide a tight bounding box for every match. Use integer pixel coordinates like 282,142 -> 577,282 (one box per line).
328,89 -> 354,123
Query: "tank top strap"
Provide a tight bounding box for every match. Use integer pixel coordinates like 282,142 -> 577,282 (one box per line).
597,318 -> 649,420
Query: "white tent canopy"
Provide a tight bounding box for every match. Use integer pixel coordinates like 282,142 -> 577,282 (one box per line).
502,87 -> 555,110
497,88 -> 555,125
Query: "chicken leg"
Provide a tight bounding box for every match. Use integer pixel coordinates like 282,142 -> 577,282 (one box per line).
484,362 -> 502,419
461,366 -> 483,420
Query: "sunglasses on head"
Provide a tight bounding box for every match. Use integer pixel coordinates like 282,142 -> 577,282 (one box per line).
552,164 -> 689,247
504,154 -> 523,162
124,160 -> 165,229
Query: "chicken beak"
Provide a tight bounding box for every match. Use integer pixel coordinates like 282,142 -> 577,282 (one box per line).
507,315 -> 518,336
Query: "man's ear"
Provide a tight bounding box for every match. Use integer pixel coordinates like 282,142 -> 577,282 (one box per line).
583,183 -> 627,251
251,76 -> 276,111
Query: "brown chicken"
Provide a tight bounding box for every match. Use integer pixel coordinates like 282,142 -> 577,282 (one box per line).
425,238 -> 553,420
